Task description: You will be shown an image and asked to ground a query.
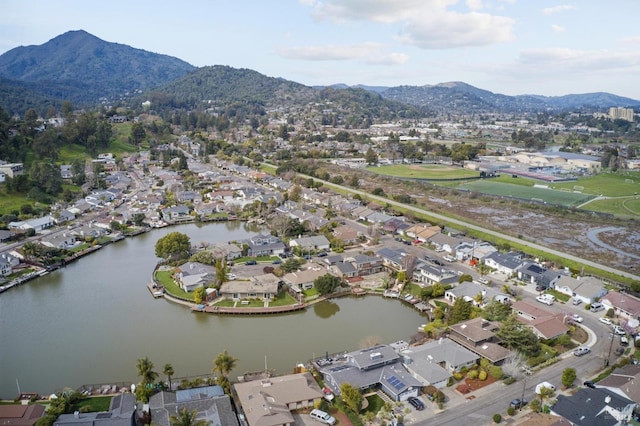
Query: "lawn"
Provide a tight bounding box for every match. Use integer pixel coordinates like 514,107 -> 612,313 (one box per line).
579,197 -> 640,218
71,396 -> 112,412
367,164 -> 480,179
552,171 -> 640,197
155,270 -> 194,301
0,189 -> 31,215
457,180 -> 596,206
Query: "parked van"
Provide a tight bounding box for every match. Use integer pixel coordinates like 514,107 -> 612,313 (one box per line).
535,381 -> 556,394
310,409 -> 336,425
590,302 -> 604,312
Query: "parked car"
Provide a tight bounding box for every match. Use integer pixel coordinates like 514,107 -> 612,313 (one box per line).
317,251 -> 328,257
245,260 -> 257,265
620,335 -> 629,345
590,302 -> 605,312
583,381 -> 596,389
574,346 -> 591,357
478,277 -> 489,285
613,325 -> 626,335
443,255 -> 457,262
309,409 -> 336,425
572,297 -> 582,305
536,295 -> 554,305
570,313 -> 583,323
510,398 -> 527,409
599,317 -> 612,326
271,259 -> 281,264
408,397 -> 425,411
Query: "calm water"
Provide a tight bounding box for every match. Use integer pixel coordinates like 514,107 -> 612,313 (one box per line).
0,223 -> 425,399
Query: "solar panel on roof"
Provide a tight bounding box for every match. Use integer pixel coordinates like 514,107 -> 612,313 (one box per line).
329,365 -> 350,373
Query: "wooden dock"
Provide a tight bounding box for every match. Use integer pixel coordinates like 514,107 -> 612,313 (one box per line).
193,303 -> 307,315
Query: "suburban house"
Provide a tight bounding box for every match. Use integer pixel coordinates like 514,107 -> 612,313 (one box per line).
601,292 -> 640,327
346,254 -> 385,276
454,241 -> 497,263
218,273 -> 280,301
552,275 -> 608,304
319,345 -> 423,402
0,257 -> 14,277
54,393 -> 135,426
332,225 -> 360,246
516,262 -> 566,289
426,233 -> 465,254
401,338 -> 479,388
55,210 -> 76,224
551,388 -> 637,426
245,234 -> 286,257
377,247 -> 409,272
0,404 -> 45,426
405,224 -> 441,243
511,300 -> 569,340
0,229 -> 16,242
161,205 -> 191,222
282,267 -> 331,291
148,386 -> 238,426
211,242 -> 243,260
8,215 -> 55,233
413,262 -> 460,287
175,262 -> 216,292
483,251 -> 524,276
289,235 -> 331,252
40,232 -> 77,250
330,260 -> 358,279
234,373 -> 323,426
447,318 -> 512,364
595,364 -> 640,403
444,281 -> 511,308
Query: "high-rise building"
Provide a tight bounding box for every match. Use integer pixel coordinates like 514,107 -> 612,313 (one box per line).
609,107 -> 635,122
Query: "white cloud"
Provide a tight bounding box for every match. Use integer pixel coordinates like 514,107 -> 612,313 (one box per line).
551,24 -> 566,33
541,5 -> 576,16
515,48 -> 640,74
303,0 -> 514,49
619,36 -> 640,44
277,42 -> 408,65
466,0 -> 483,11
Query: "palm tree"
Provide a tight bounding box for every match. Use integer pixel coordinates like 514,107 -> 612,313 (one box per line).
136,356 -> 158,385
169,408 -> 207,426
163,363 -> 174,391
214,257 -> 229,287
212,350 -> 238,378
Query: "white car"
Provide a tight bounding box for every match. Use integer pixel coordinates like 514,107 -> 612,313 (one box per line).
599,317 -> 612,326
613,325 -> 626,335
570,314 -> 583,323
536,295 -> 554,305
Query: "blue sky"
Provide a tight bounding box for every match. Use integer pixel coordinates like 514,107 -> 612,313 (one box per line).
2,0 -> 640,99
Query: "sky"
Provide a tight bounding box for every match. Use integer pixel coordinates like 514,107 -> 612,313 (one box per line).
2,0 -> 640,99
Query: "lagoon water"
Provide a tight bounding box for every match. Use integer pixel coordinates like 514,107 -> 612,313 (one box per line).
0,222 -> 426,399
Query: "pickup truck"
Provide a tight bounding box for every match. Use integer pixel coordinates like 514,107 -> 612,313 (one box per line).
536,294 -> 555,305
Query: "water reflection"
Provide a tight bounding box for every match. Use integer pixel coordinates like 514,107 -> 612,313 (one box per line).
313,300 -> 341,318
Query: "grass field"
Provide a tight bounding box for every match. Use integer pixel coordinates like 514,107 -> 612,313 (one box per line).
579,197 -> 640,217
552,171 -> 640,197
368,164 -> 480,179
458,180 -> 596,206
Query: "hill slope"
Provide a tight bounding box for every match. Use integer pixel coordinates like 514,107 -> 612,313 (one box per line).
0,30 -> 195,111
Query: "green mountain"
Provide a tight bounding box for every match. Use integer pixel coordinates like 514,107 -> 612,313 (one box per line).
0,30 -> 195,113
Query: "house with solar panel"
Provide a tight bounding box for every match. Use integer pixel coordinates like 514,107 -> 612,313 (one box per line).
318,344 -> 422,401
148,385 -> 238,426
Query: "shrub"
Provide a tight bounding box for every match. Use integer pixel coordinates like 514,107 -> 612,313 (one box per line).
467,370 -> 479,380
478,370 -> 488,381
488,365 -> 503,379
606,308 -> 615,318
507,406 -> 515,416
493,413 -> 502,423
503,377 -> 516,385
453,372 -> 464,381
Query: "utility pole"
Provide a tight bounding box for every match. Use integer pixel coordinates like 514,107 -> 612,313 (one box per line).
520,377 -> 526,411
606,332 -> 615,367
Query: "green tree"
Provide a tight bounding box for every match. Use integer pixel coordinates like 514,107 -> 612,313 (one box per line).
340,383 -> 363,413
155,232 -> 191,260
458,274 -> 473,283
537,385 -> 555,412
448,298 -> 473,324
163,364 -> 174,391
482,300 -> 512,321
561,367 -> 576,388
365,147 -> 378,165
495,315 -> 540,357
213,350 -> 238,379
214,256 -> 229,288
194,287 -> 206,304
314,274 -> 341,295
170,408 -> 207,426
431,282 -> 446,298
130,122 -> 146,145
135,356 -> 158,403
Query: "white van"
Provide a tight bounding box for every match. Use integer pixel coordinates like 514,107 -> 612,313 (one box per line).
590,302 -> 604,312
535,381 -> 556,394
310,409 -> 336,425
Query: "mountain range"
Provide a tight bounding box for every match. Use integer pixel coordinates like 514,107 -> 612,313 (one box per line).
1,30 -> 639,117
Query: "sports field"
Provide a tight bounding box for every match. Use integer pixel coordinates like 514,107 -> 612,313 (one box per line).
579,197 -> 640,218
552,171 -> 640,197
368,164 -> 480,179
458,180 -> 596,207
